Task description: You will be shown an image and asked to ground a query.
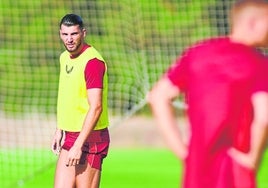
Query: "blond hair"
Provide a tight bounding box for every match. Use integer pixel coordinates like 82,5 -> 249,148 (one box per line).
230,0 -> 268,26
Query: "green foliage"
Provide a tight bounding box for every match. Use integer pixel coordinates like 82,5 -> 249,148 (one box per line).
0,0 -> 218,116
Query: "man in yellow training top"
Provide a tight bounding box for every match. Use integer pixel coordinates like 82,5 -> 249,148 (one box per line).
51,14 -> 109,188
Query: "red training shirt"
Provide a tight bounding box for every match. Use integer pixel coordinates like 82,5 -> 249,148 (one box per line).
167,37 -> 268,188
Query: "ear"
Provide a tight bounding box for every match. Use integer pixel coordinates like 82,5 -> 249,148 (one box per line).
82,28 -> 87,38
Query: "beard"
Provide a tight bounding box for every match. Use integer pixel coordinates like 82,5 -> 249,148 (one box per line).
64,40 -> 82,53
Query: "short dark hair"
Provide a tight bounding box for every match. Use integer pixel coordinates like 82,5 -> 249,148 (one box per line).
59,14 -> 84,29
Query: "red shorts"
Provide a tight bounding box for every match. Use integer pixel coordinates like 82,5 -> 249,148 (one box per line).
62,128 -> 110,170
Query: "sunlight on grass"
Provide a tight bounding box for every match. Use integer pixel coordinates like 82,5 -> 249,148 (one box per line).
2,148 -> 267,188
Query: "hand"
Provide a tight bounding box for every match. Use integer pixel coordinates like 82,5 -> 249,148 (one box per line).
228,147 -> 256,170
51,129 -> 63,155
65,145 -> 82,167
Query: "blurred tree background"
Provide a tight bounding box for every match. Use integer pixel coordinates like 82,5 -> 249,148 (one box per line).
6,1 -> 262,188
0,0 -> 233,118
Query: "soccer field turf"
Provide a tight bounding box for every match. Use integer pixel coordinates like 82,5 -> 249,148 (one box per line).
2,148 -> 268,188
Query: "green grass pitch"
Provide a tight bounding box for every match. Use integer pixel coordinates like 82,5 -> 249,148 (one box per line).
2,149 -> 268,188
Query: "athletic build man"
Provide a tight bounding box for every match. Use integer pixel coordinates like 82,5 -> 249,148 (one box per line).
51,14 -> 109,188
148,1 -> 268,187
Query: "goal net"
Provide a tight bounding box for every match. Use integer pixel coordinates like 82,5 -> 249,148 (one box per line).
0,0 -> 234,187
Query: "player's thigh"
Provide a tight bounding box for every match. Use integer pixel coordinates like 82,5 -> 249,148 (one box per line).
76,164 -> 101,188
54,149 -> 76,188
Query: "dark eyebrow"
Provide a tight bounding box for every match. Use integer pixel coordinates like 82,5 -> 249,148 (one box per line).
72,31 -> 80,34
61,31 -> 80,35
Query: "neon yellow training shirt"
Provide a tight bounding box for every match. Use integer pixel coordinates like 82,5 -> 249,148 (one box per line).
57,46 -> 109,132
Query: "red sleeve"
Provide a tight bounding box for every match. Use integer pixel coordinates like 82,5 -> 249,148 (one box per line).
84,58 -> 105,89
166,48 -> 190,92
253,58 -> 268,93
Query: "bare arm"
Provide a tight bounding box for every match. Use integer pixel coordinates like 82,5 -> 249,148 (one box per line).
229,92 -> 268,170
147,77 -> 188,160
250,92 -> 268,168
51,128 -> 64,155
66,88 -> 103,166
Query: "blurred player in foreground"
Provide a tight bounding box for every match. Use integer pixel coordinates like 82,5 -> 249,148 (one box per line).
148,0 -> 268,187
51,14 -> 109,188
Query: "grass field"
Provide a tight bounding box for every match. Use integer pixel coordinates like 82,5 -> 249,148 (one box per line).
2,148 -> 268,188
